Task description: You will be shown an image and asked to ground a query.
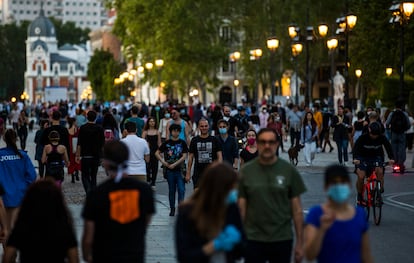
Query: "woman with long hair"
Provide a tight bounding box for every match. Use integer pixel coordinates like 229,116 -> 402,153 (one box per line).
239,129 -> 258,166
102,112 -> 120,140
300,111 -> 319,166
0,129 -> 36,233
2,180 -> 79,263
67,117 -> 81,183
142,116 -> 161,188
176,162 -> 244,263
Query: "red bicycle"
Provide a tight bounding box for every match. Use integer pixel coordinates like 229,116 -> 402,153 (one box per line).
360,161 -> 387,225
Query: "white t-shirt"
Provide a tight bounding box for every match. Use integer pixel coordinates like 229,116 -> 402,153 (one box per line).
121,134 -> 150,175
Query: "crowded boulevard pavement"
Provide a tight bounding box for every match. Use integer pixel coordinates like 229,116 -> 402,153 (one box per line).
1,124 -> 414,262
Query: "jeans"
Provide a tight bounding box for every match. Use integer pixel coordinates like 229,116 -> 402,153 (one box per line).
391,132 -> 406,165
81,157 -> 100,194
166,169 -> 185,209
336,139 -> 349,164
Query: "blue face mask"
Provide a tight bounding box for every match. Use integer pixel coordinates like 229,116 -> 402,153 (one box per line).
180,109 -> 185,114
164,113 -> 170,118
155,106 -> 160,111
219,128 -> 227,134
226,189 -> 238,204
327,184 -> 350,204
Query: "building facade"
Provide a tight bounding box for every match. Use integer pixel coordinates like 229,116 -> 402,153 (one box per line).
25,7 -> 91,103
0,0 -> 107,30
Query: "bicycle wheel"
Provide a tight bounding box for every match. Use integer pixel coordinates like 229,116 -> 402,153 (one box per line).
372,181 -> 383,225
364,189 -> 370,221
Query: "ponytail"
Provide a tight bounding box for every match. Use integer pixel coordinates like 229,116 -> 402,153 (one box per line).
4,129 -> 22,158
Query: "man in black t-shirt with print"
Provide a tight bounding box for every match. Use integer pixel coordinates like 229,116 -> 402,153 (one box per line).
186,118 -> 222,189
82,141 -> 155,263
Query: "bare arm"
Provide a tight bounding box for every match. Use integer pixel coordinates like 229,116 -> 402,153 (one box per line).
185,123 -> 191,145
361,232 -> 374,263
157,131 -> 162,147
291,196 -> 304,263
238,197 -> 247,221
144,154 -> 150,163
41,145 -> 49,164
61,146 -> 70,167
0,199 -> 8,244
186,152 -> 194,182
2,246 -> 17,263
216,151 -> 223,163
67,247 -> 79,263
165,122 -> 171,141
82,220 -> 95,263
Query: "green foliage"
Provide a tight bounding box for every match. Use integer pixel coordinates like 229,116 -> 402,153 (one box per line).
49,18 -> 90,46
0,22 -> 29,100
87,50 -> 123,101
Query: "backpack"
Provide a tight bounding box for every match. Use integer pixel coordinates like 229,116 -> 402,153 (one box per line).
104,128 -> 115,143
390,110 -> 410,133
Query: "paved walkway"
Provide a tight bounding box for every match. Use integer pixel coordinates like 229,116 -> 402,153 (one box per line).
1,124 -> 412,263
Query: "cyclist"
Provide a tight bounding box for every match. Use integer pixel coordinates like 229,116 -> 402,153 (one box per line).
352,122 -> 394,205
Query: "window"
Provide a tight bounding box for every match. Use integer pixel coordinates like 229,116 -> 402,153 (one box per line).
26,10 -> 30,14
26,1 -> 30,4
19,10 -> 24,14
73,11 -> 77,15
47,11 -> 51,15
65,11 -> 69,15
73,2 -> 76,5
86,12 -> 90,15
79,12 -> 83,16
46,1 -> 51,5
93,12 -> 97,16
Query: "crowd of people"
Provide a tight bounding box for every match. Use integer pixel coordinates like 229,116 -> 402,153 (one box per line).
0,97 -> 411,262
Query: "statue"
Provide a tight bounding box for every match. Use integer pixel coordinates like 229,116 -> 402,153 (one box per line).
333,71 -> 345,113
290,72 -> 303,103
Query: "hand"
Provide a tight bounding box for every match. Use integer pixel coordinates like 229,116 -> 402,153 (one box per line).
320,209 -> 335,231
0,228 -> 8,244
185,172 -> 191,183
75,156 -> 81,164
353,159 -> 360,165
389,159 -> 395,165
213,225 -> 241,251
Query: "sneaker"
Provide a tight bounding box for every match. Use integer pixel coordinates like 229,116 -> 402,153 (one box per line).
151,186 -> 156,191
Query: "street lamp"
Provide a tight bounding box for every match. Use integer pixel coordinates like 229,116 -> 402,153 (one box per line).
386,67 -> 393,77
390,1 -> 414,102
327,36 -> 339,111
155,59 -> 164,103
145,62 -> 153,104
291,42 -> 303,105
230,51 -> 241,103
249,48 -> 262,104
267,37 -> 280,103
336,13 -> 357,106
355,69 -> 364,110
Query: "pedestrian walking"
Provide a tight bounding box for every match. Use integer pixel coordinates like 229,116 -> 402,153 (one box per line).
166,108 -> 191,145
142,117 -> 161,188
123,105 -> 145,137
158,109 -> 172,143
300,112 -> 318,166
238,128 -> 307,263
2,180 -> 79,263
17,110 -> 29,150
331,106 -> 351,165
67,117 -> 81,183
41,110 -> 70,156
239,129 -> 258,166
75,110 -> 105,194
0,129 -> 36,232
176,162 -> 244,263
82,140 -> 155,263
304,164 -> 373,263
34,119 -> 48,178
186,119 -> 222,189
216,119 -> 239,169
42,131 -> 70,187
155,123 -> 188,216
121,121 -> 150,182
286,104 -> 303,148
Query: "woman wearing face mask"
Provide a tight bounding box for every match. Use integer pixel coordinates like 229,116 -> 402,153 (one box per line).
239,129 -> 258,166
159,110 -> 172,143
176,162 -> 245,263
304,165 -> 373,263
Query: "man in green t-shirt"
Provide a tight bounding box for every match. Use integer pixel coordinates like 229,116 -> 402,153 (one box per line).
238,128 -> 307,263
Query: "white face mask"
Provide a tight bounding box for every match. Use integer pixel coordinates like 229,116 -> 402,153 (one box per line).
262,109 -> 267,113
223,116 -> 230,121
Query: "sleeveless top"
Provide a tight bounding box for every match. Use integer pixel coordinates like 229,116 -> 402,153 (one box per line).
47,145 -> 63,164
145,134 -> 159,153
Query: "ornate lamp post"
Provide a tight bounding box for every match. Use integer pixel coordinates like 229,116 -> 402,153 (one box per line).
327,36 -> 338,111
291,42 -> 303,105
266,37 -> 279,103
230,51 -> 241,103
249,48 -> 262,104
155,59 -> 164,103
390,1 -> 414,102
145,62 -> 153,104
355,69 -> 363,110
336,13 -> 357,105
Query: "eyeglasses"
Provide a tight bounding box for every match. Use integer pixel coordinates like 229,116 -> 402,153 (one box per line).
257,140 -> 277,146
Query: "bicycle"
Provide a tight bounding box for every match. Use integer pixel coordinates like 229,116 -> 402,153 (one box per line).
358,161 -> 388,226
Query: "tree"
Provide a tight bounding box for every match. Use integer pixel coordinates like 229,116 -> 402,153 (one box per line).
87,50 -> 123,101
49,18 -> 90,46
